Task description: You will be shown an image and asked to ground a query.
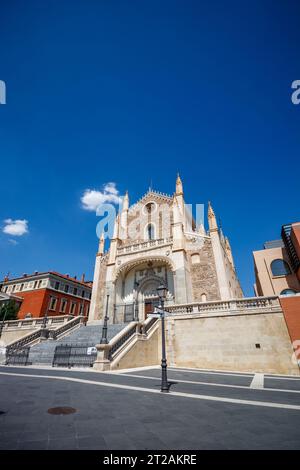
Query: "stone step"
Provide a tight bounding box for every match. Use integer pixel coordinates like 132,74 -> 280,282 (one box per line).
28,323 -> 126,365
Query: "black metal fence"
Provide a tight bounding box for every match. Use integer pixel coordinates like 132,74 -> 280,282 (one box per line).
6,347 -> 30,366
52,343 -> 97,368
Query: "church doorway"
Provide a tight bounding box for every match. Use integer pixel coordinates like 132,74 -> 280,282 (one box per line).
144,298 -> 160,318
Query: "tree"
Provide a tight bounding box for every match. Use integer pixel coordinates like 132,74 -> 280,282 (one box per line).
0,300 -> 19,321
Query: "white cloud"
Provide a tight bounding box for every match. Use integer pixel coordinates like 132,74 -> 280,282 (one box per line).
81,182 -> 122,212
8,239 -> 18,245
3,219 -> 29,236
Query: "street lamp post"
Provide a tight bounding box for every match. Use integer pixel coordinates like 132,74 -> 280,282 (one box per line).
157,284 -> 169,393
100,294 -> 109,344
134,282 -> 139,322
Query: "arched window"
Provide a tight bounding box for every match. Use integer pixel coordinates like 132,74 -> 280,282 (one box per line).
280,289 -> 297,296
146,223 -> 155,240
191,253 -> 200,264
270,259 -> 291,277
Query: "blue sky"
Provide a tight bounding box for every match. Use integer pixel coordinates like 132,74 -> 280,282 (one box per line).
0,0 -> 299,296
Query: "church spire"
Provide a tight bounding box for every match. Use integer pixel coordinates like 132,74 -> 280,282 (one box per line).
176,173 -> 183,196
208,201 -> 218,232
98,232 -> 105,256
122,190 -> 129,211
225,236 -> 234,267
112,214 -> 120,239
120,191 -> 129,240
198,222 -> 206,236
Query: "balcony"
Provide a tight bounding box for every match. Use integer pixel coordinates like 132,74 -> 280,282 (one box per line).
117,237 -> 173,256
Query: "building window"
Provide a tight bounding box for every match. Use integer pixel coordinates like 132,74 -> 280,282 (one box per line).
146,223 -> 155,240
280,289 -> 297,296
64,284 -> 69,293
191,253 -> 200,264
81,290 -> 85,298
49,297 -> 57,311
143,202 -> 157,215
79,303 -> 84,315
54,281 -> 60,290
60,299 -> 67,313
70,302 -> 77,315
270,259 -> 291,277
73,287 -> 78,296
38,280 -> 42,288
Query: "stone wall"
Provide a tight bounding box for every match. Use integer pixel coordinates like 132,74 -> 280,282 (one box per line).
188,238 -> 221,301
165,311 -> 299,375
111,327 -> 160,370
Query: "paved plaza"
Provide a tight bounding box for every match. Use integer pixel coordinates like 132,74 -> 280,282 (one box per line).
0,365 -> 300,450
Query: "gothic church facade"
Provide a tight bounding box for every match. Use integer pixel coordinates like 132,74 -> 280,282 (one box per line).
89,175 -> 243,323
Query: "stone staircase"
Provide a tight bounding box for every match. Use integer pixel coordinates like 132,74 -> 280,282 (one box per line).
28,323 -> 126,366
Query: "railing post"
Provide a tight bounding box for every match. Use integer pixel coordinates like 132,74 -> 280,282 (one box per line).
93,344 -> 111,371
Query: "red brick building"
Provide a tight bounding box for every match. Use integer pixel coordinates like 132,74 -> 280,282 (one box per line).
1,272 -> 92,320
280,223 -> 300,360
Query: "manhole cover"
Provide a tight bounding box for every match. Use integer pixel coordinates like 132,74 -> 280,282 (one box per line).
47,407 -> 76,415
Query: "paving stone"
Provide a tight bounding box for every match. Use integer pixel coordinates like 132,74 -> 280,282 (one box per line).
48,438 -> 78,450
77,435 -> 108,450
19,440 -> 49,450
1,366 -> 300,450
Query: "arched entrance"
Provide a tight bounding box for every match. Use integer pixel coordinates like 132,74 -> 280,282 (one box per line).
113,258 -> 175,322
137,275 -> 166,319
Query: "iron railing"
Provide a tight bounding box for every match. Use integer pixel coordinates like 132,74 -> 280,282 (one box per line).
52,343 -> 97,368
6,329 -> 44,354
141,317 -> 158,335
49,315 -> 83,340
108,323 -> 138,360
6,347 -> 30,366
4,315 -> 83,353
282,224 -> 300,273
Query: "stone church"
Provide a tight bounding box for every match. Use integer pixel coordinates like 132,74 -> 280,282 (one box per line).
89,175 -> 243,324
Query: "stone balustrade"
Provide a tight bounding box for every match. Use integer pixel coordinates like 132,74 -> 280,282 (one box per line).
1,315 -> 75,330
94,316 -> 159,371
117,237 -> 173,255
166,296 -> 281,316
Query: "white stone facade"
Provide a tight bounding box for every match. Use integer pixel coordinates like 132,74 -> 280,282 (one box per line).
89,176 -> 243,323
